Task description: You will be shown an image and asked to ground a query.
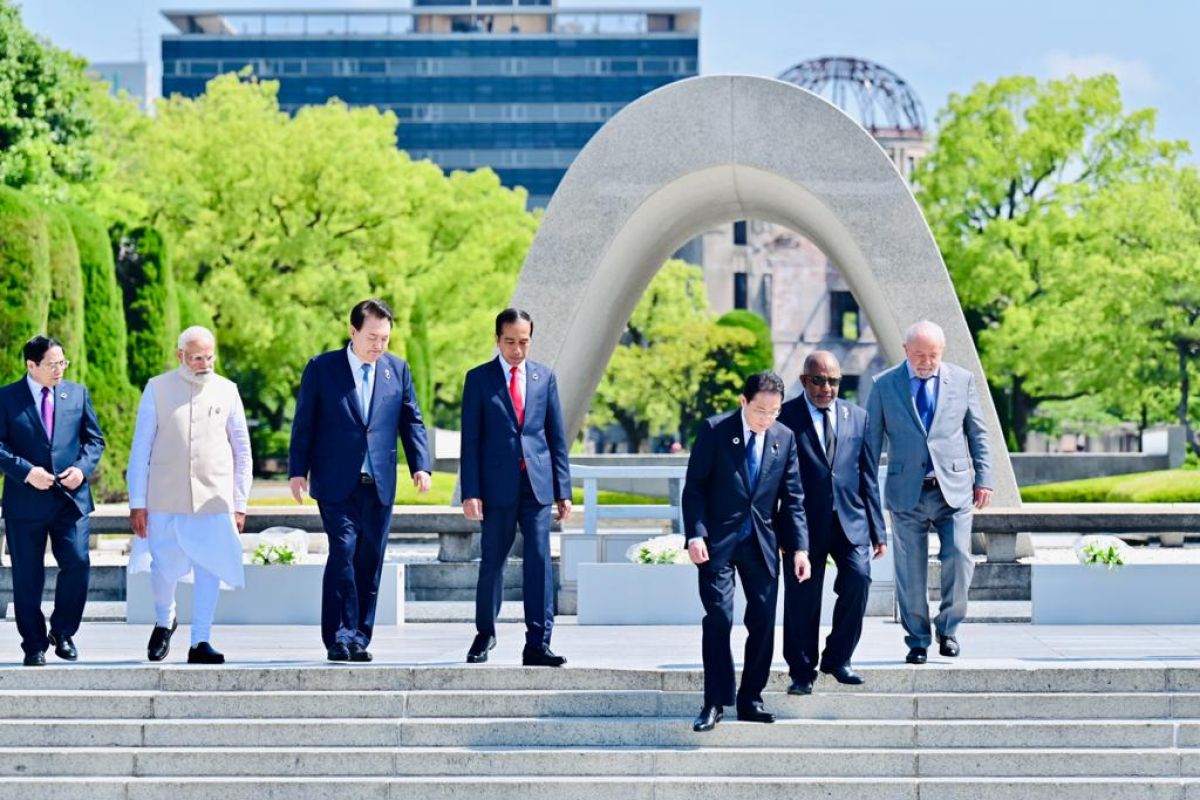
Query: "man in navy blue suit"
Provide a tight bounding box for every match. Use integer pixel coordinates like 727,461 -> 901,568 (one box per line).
289,299 -> 431,662
776,351 -> 886,694
684,371 -> 810,732
460,309 -> 572,667
0,336 -> 104,666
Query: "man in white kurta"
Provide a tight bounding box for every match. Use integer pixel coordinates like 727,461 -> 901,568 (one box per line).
126,326 -> 251,664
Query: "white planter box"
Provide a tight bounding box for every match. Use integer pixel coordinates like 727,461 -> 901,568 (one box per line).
126,563 -> 405,625
577,562 -> 836,625
1032,564 -> 1200,624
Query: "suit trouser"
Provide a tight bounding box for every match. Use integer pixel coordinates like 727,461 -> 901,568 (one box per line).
890,485 -> 974,649
475,470 -> 553,649
782,514 -> 872,680
4,496 -> 90,656
698,536 -> 778,708
317,482 -> 394,649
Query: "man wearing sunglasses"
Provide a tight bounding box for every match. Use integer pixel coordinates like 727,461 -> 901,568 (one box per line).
776,351 -> 885,694
866,320 -> 992,665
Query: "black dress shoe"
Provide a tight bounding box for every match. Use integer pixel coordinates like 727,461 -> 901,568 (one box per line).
692,704 -> 722,732
736,702 -> 776,723
466,633 -> 496,664
522,645 -> 566,667
821,664 -> 865,685
349,642 -> 373,663
23,651 -> 45,667
938,634 -> 960,657
187,642 -> 225,665
147,619 -> 177,662
47,632 -> 77,662
327,643 -> 351,662
906,647 -> 928,665
787,679 -> 814,696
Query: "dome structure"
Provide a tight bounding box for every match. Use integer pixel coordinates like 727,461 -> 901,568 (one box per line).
779,56 -> 927,138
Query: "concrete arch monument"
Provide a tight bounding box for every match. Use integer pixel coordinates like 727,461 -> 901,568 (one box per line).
511,75 -> 1019,507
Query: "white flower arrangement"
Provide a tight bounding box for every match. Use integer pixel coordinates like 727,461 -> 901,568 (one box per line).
625,533 -> 691,565
1074,534 -> 1131,570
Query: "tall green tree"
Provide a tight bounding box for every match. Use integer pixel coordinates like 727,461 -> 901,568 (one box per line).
82,74 -> 537,447
589,260 -> 754,451
64,204 -> 138,499
0,186 -> 50,382
113,226 -> 179,389
0,0 -> 97,196
43,205 -> 85,380
913,74 -> 1185,447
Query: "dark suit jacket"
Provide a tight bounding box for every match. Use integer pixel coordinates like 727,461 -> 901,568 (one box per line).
0,378 -> 105,522
459,358 -> 571,507
776,396 -> 885,550
682,410 -> 807,577
289,349 -> 430,506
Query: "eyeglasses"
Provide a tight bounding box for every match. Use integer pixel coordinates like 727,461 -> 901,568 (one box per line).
41,360 -> 70,371
745,403 -> 781,419
803,375 -> 841,388
185,354 -> 217,365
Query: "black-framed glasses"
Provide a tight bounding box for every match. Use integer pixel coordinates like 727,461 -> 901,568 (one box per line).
803,375 -> 841,388
41,360 -> 70,371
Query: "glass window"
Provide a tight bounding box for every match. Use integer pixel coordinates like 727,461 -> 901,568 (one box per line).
733,273 -> 748,310
830,291 -> 861,340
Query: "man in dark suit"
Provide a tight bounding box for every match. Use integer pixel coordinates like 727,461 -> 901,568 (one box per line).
289,299 -> 431,662
0,336 -> 104,666
684,371 -> 809,732
461,308 -> 572,667
776,351 -> 886,694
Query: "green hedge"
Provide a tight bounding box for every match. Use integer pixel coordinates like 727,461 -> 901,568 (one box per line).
44,204 -> 86,381
1020,470 -> 1200,503
0,186 -> 50,382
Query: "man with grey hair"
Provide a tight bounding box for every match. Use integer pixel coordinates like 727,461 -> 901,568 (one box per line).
866,320 -> 992,664
127,326 -> 251,664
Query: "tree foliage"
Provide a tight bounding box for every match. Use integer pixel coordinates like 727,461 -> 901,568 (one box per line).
0,186 -> 50,382
113,225 -> 179,389
44,204 -> 85,380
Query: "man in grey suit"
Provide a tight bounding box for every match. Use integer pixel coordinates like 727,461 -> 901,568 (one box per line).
866,321 -> 992,664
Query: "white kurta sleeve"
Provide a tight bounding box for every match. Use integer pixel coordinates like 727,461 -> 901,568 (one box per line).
227,391 -> 253,513
126,385 -> 158,509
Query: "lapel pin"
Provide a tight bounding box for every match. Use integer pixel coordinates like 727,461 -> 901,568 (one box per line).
59,392 -> 67,399
772,442 -> 779,452
384,369 -> 391,380
842,406 -> 849,420
531,372 -> 539,381
732,436 -> 740,445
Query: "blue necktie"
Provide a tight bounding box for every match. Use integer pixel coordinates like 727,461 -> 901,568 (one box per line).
915,376 -> 934,430
360,363 -> 373,476
740,432 -> 760,542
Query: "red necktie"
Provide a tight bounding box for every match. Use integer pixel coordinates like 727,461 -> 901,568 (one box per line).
509,366 -> 524,426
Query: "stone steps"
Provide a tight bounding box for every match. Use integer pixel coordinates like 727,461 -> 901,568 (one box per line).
3,665 -> 1199,798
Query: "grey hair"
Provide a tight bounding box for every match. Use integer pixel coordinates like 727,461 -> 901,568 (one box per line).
904,320 -> 946,347
177,325 -> 216,350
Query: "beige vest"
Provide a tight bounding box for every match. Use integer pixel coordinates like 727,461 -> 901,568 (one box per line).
146,369 -> 240,514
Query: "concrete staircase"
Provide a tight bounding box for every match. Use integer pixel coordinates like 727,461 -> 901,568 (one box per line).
0,664 -> 1197,798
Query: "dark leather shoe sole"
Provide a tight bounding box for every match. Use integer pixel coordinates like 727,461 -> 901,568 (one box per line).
522,655 -> 567,667
906,649 -> 928,665
736,709 -> 776,724
187,649 -> 225,665
466,635 -> 496,664
821,668 -> 865,685
349,650 -> 373,663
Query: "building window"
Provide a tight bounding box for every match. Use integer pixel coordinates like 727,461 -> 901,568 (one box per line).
838,375 -> 861,402
733,272 -> 748,310
830,290 -> 860,340
732,220 -> 747,246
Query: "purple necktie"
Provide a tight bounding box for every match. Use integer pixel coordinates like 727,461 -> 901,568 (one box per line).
40,386 -> 53,440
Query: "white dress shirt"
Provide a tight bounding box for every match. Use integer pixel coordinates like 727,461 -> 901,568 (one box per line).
805,396 -> 837,451
739,410 -> 767,467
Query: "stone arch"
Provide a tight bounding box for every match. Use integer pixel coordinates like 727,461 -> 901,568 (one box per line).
511,75 -> 1018,505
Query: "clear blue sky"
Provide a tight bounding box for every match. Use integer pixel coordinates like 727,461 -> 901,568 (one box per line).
19,0 -> 1200,156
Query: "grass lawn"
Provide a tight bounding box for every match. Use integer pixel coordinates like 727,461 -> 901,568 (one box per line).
251,471 -> 662,507
1020,469 -> 1200,503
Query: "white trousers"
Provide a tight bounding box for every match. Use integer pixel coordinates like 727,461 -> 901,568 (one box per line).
152,562 -> 221,647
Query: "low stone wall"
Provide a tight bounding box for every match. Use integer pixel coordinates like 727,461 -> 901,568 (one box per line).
1011,452 -> 1172,486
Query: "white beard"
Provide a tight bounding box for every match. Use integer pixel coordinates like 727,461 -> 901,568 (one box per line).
178,365 -> 214,386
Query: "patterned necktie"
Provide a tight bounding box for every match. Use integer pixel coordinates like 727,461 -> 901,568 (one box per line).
360,364 -> 372,476
915,376 -> 933,430
746,431 -> 760,490
820,406 -> 836,465
40,386 -> 53,440
509,365 -> 524,426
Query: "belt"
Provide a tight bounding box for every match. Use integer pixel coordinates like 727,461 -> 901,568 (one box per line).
359,473 -> 376,485
922,476 -> 939,489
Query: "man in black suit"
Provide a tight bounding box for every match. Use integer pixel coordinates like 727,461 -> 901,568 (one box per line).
776,351 -> 886,694
684,371 -> 809,732
0,336 -> 105,666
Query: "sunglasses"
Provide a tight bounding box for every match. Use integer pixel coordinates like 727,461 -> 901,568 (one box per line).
803,375 -> 842,388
